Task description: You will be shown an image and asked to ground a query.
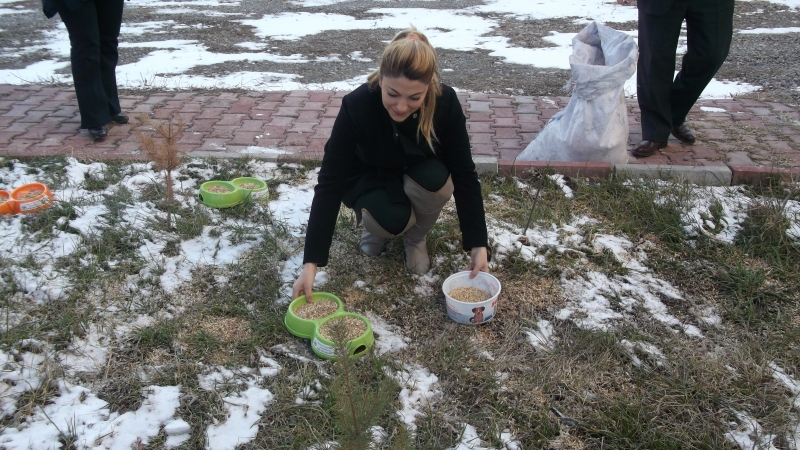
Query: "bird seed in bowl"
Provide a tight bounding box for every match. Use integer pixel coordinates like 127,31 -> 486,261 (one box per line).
294,299 -> 338,320
205,185 -> 232,194
319,316 -> 366,342
19,190 -> 44,200
448,287 -> 491,303
236,182 -> 262,190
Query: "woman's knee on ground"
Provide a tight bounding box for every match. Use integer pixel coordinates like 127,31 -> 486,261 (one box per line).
404,158 -> 450,192
355,190 -> 414,236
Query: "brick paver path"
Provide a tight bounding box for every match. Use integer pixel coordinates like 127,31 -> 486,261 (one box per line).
1,84 -> 799,171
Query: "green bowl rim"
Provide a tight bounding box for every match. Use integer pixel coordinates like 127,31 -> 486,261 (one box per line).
312,312 -> 373,345
199,180 -> 238,189
311,312 -> 375,360
284,292 -> 345,339
311,312 -> 374,360
198,180 -> 243,208
231,177 -> 268,192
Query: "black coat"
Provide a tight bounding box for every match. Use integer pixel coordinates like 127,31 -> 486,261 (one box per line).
42,0 -> 94,18
302,83 -> 489,266
636,0 -> 674,15
41,0 -> 57,18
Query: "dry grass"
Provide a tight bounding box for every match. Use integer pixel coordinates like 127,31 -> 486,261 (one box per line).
503,275 -> 564,312
196,316 -> 250,343
1,158 -> 798,449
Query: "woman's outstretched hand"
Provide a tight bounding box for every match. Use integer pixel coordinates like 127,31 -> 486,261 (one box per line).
292,262 -> 318,301
466,247 -> 489,278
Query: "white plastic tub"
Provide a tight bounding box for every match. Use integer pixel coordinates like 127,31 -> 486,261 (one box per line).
442,271 -> 501,325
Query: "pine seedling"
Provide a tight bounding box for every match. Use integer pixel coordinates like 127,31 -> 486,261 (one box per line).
134,114 -> 186,229
327,319 -> 395,450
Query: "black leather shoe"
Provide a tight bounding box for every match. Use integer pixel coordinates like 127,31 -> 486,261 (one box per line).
111,114 -> 129,124
671,122 -> 696,144
631,140 -> 667,157
88,125 -> 108,138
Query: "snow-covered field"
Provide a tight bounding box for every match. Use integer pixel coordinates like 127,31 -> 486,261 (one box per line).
1,157 -> 799,449
1,0 -> 800,448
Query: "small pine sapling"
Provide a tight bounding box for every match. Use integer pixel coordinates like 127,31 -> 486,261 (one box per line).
134,114 -> 186,229
327,319 -> 395,450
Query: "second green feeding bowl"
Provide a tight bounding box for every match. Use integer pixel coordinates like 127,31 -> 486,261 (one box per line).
231,177 -> 268,193
312,313 -> 374,360
285,292 -> 374,360
198,181 -> 244,208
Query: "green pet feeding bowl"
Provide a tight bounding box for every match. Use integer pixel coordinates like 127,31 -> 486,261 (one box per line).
231,177 -> 268,193
312,313 -> 374,360
198,181 -> 244,208
285,292 -> 345,339
285,292 -> 374,360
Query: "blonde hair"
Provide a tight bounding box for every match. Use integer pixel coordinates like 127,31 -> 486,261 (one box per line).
368,27 -> 442,150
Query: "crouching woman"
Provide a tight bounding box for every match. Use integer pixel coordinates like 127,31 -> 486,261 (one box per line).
293,28 -> 490,300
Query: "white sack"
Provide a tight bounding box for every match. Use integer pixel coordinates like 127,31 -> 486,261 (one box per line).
517,22 -> 638,164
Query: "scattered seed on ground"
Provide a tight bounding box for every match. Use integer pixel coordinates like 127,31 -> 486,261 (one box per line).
205,185 -> 232,193
197,316 -> 250,342
295,299 -> 338,320
449,287 -> 492,303
319,316 -> 366,342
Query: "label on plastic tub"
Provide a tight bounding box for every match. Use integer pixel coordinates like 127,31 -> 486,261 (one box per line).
312,337 -> 336,357
19,196 -> 51,212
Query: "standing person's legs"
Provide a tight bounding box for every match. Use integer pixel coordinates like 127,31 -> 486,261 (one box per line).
95,0 -> 125,120
670,0 -> 734,128
57,0 -> 124,131
56,1 -> 107,130
636,2 -> 686,144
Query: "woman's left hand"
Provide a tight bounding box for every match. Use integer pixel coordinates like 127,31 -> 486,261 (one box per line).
466,247 -> 489,278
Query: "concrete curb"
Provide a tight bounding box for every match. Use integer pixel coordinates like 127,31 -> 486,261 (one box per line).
497,160 -> 612,179
474,156 -> 499,175
614,164 -> 732,186
191,150 -> 278,161
486,157 -> 799,187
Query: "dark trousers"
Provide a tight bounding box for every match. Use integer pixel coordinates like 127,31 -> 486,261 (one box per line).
354,158 -> 450,235
637,0 -> 734,141
56,0 -> 124,129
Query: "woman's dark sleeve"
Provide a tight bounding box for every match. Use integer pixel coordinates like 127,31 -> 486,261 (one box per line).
437,88 -> 489,251
41,0 -> 57,18
302,98 -> 358,267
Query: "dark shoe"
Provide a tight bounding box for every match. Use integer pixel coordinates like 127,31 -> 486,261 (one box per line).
631,140 -> 667,157
671,122 -> 696,144
88,125 -> 108,138
111,114 -> 129,124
